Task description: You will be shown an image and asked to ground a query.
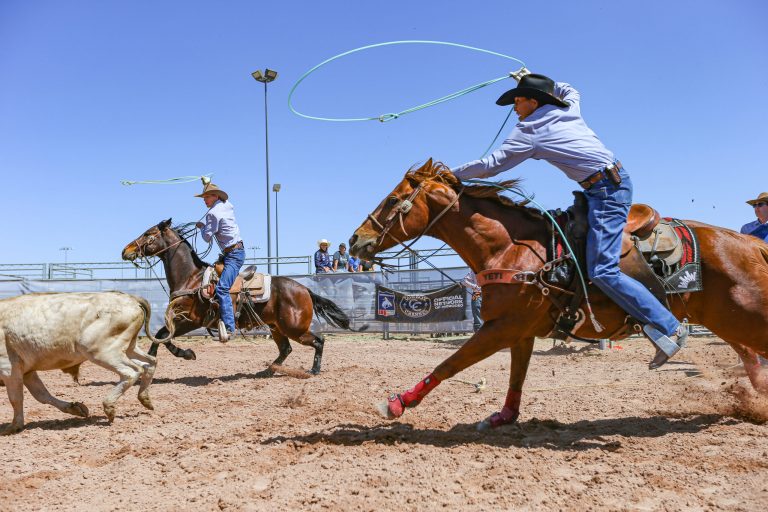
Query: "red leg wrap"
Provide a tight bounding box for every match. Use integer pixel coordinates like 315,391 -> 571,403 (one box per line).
489,389 -> 522,428
387,373 -> 441,418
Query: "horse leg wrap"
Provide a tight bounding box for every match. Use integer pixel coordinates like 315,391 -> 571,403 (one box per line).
489,389 -> 522,428
387,373 -> 441,418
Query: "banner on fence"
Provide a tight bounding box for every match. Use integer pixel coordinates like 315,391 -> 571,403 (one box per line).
375,283 -> 466,323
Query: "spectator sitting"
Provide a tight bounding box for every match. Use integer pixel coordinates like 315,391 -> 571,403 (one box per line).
314,239 -> 333,273
333,243 -> 350,272
347,254 -> 361,272
360,258 -> 376,272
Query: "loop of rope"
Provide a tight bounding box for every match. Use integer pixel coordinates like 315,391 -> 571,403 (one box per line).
288,40 -> 525,125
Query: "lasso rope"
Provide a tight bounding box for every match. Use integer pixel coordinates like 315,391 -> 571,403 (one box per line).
121,174 -> 213,186
289,40 -> 524,157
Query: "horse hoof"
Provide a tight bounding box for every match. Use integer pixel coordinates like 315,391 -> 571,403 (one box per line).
183,350 -> 197,361
67,402 -> 89,418
380,393 -> 405,419
1,424 -> 23,435
376,400 -> 398,419
477,407 -> 519,431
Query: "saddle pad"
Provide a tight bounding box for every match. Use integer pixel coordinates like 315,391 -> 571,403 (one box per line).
661,218 -> 703,293
243,273 -> 271,303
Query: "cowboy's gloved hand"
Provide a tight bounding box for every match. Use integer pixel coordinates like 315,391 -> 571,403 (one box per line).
510,66 -> 531,82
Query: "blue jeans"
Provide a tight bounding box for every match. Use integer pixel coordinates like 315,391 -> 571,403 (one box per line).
215,248 -> 245,332
583,169 -> 679,336
470,295 -> 483,332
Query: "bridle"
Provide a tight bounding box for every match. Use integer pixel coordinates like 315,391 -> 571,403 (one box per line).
366,180 -> 465,256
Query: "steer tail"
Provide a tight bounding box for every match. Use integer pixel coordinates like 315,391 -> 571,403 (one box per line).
308,290 -> 369,332
134,296 -> 176,344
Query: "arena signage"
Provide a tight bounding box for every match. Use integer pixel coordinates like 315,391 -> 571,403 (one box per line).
374,284 -> 466,323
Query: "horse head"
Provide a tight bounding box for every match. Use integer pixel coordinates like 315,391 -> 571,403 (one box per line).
349,159 -> 461,259
121,218 -> 176,261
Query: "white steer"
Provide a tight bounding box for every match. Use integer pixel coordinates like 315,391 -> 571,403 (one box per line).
0,291 -> 160,434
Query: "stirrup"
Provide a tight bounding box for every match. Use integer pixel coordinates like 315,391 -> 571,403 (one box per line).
217,320 -> 229,343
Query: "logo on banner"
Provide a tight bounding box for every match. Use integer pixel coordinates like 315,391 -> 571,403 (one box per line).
377,290 -> 396,317
399,294 -> 432,318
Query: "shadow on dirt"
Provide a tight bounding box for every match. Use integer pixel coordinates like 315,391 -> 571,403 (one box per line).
83,367 -> 283,388
260,414 -> 734,451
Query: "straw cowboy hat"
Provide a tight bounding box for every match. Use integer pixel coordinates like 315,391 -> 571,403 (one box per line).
496,73 -> 569,108
317,239 -> 331,247
746,192 -> 768,206
194,182 -> 228,201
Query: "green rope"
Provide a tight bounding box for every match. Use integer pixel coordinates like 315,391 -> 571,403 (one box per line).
463,178 -> 604,332
121,173 -> 213,186
288,40 -> 525,123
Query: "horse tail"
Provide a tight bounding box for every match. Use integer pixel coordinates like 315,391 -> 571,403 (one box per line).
308,290 -> 369,332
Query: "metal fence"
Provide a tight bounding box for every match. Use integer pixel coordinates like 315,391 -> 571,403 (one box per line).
0,266 -> 477,335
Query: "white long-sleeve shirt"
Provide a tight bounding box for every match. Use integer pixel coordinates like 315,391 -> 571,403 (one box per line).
200,200 -> 242,251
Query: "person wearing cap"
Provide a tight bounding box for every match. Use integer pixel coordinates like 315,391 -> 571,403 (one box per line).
452,70 -> 688,370
741,192 -> 768,242
314,239 -> 333,273
333,243 -> 350,272
194,182 -> 245,342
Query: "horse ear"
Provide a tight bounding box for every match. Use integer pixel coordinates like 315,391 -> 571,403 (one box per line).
424,157 -> 434,170
158,218 -> 172,230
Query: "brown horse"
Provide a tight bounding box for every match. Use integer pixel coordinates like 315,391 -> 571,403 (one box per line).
349,159 -> 768,429
122,219 -> 364,375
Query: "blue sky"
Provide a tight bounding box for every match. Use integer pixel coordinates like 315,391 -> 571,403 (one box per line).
1,1 -> 765,269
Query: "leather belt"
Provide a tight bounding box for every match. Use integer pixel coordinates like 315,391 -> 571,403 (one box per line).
223,241 -> 244,254
579,160 -> 623,190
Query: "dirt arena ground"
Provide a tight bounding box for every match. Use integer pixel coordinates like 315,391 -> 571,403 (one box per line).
2,332 -> 767,511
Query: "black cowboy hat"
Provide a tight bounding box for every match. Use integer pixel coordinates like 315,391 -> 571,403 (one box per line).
496,73 -> 569,108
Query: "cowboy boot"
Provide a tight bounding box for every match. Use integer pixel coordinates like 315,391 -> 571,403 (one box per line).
645,322 -> 689,369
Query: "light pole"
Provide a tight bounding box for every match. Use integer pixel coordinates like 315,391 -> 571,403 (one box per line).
251,68 -> 278,274
59,246 -> 72,278
273,183 -> 281,275
247,245 -> 259,264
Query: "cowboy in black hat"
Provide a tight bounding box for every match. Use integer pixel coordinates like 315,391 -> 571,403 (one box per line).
452,70 -> 688,371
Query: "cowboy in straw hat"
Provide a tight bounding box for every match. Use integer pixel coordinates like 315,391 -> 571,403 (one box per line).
741,192 -> 768,242
451,68 -> 688,382
194,180 -> 244,342
314,239 -> 333,273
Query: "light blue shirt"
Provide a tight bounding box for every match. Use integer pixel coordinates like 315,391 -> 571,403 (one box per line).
741,219 -> 768,242
200,200 -> 242,251
452,82 -> 615,182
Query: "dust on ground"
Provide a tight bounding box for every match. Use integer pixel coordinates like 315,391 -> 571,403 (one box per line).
2,333 -> 767,511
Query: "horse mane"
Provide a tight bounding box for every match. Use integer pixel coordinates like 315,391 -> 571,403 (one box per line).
170,222 -> 211,268
406,160 -> 543,218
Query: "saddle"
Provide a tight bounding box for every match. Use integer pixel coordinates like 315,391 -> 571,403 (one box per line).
547,192 -> 688,339
202,264 -> 269,299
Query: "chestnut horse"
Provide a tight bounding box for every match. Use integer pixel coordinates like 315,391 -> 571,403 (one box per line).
122,219 -> 364,375
349,160 -> 768,429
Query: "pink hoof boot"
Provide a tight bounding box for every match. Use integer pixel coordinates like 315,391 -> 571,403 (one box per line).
489,406 -> 519,428
387,393 -> 405,418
